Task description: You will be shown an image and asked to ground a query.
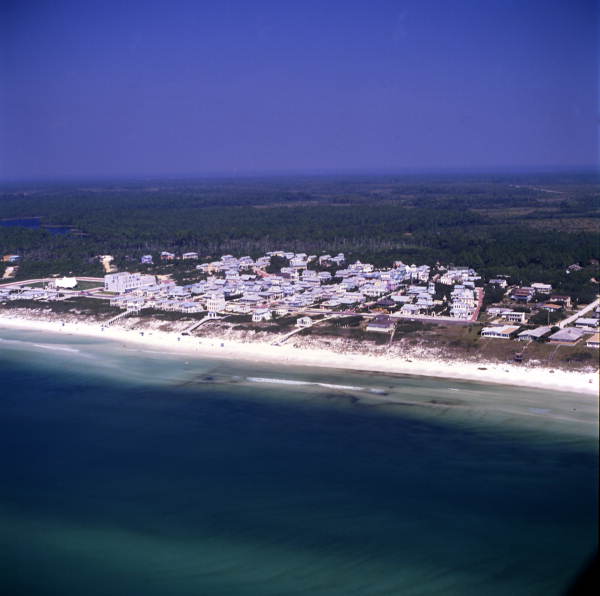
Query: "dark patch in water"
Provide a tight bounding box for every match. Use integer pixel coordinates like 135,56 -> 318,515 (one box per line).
429,399 -> 464,406
322,392 -> 360,404
175,374 -> 219,387
178,373 -> 245,388
378,401 -> 418,408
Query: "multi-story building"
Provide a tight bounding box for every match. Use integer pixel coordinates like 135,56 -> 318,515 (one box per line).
500,311 -> 527,324
207,293 -> 226,313
104,272 -> 156,293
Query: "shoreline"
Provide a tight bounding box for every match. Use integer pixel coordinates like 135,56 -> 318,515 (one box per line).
0,312 -> 598,396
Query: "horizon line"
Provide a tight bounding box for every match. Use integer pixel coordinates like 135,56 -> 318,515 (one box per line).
1,163 -> 599,187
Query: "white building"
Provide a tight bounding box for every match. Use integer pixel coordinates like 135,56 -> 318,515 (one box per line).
179,302 -> 203,313
517,327 -> 551,341
252,308 -> 272,322
450,304 -> 474,318
586,333 -> 599,348
290,257 -> 307,269
207,293 -> 226,312
500,311 -> 527,324
104,272 -> 156,293
481,325 -> 520,339
366,315 -> 395,333
575,318 -> 599,329
55,277 -> 78,289
531,282 -> 552,294
401,303 -> 421,315
296,316 -> 313,328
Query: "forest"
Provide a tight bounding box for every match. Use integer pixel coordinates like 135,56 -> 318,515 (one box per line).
0,171 -> 598,300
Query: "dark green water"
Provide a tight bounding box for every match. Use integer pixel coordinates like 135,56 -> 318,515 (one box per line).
0,329 -> 597,595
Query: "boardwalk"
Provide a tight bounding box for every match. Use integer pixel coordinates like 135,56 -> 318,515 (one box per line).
272,315 -> 337,346
181,315 -> 222,335
103,307 -> 141,327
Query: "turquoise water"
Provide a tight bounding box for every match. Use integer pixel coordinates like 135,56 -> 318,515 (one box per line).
0,328 -> 597,595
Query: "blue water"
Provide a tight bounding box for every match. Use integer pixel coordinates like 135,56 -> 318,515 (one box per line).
0,217 -> 42,228
0,217 -> 72,234
0,328 -> 597,595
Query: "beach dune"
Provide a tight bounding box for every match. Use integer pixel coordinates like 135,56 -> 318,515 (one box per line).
0,312 -> 597,397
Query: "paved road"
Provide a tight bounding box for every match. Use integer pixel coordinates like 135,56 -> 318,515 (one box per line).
557,297 -> 600,329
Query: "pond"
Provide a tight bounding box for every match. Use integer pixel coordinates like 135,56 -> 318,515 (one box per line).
0,217 -> 74,235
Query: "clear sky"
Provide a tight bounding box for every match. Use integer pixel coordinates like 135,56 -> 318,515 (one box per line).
0,0 -> 598,180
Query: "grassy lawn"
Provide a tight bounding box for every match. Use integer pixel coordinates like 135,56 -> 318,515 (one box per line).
0,297 -> 120,318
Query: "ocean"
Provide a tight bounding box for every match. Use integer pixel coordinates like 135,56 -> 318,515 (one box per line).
0,327 -> 597,595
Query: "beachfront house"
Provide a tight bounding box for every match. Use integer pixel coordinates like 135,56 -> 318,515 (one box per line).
586,333 -> 600,348
517,327 -> 551,342
252,308 -> 272,322
296,316 -> 313,328
207,293 -> 226,313
480,325 -> 520,339
547,328 -> 586,345
177,301 -> 202,314
575,318 -> 599,330
366,315 -> 396,333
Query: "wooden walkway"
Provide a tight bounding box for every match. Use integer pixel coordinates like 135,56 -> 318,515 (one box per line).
272,315 -> 338,346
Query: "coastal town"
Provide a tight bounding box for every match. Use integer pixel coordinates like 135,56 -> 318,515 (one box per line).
1,250 -> 598,362
3,2 -> 599,593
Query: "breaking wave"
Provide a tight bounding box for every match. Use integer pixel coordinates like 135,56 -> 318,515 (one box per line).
33,343 -> 81,353
247,377 -> 364,392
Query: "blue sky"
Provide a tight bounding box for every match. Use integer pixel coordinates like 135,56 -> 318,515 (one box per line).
0,0 -> 597,180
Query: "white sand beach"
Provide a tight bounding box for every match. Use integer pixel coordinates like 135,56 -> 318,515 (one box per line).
0,312 -> 598,396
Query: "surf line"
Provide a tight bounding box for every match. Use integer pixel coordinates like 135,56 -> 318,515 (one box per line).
32,343 -> 81,353
246,377 -> 365,392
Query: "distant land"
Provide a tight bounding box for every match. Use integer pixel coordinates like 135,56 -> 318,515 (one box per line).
0,170 -> 598,285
